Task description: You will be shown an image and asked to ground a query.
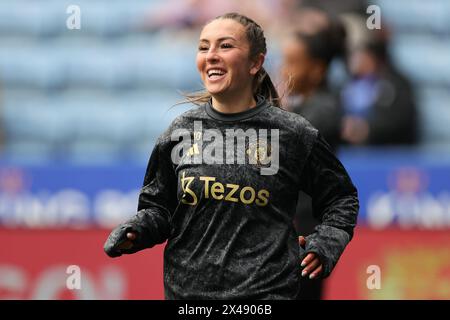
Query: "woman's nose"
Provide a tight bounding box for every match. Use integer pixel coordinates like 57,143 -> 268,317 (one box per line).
205,48 -> 219,63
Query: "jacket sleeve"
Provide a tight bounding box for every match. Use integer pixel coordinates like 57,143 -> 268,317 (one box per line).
105,137 -> 177,256
299,134 -> 359,278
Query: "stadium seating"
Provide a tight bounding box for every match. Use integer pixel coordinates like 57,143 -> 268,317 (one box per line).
0,0 -> 450,163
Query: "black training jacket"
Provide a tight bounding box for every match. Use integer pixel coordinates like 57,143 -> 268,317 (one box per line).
114,96 -> 359,299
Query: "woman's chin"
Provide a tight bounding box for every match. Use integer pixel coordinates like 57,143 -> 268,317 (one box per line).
205,87 -> 227,96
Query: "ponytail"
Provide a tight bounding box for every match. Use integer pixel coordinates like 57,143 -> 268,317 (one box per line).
254,67 -> 281,108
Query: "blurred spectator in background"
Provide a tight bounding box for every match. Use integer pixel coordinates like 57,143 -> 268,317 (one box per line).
282,9 -> 346,150
0,86 -> 4,153
298,0 -> 367,16
141,0 -> 299,33
340,30 -> 419,146
280,8 -> 347,300
296,1 -> 419,146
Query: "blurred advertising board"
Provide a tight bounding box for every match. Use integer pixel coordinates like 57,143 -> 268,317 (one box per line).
0,165 -> 142,228
0,229 -> 165,300
340,149 -> 450,229
324,227 -> 450,300
0,227 -> 448,300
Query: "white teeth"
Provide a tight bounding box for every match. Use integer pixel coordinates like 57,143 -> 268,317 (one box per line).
207,69 -> 226,77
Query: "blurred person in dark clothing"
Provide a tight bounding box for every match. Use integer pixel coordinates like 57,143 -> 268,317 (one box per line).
299,0 -> 367,16
281,11 -> 346,299
341,39 -> 419,145
0,88 -> 4,153
282,11 -> 346,151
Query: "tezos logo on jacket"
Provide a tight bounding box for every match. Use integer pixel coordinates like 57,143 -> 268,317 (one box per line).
180,171 -> 269,207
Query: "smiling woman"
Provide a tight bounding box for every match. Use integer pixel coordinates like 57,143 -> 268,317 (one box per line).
103,12 -> 359,300
187,12 -> 281,112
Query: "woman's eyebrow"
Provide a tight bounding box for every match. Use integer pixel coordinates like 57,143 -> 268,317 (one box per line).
199,36 -> 237,43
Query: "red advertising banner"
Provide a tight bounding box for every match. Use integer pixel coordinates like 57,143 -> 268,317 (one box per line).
0,229 -> 165,300
324,227 -> 450,300
0,228 -> 449,299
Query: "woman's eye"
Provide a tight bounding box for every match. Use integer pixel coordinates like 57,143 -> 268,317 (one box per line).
198,46 -> 208,51
221,43 -> 233,49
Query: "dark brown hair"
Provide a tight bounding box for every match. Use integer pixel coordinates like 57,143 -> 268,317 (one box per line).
295,17 -> 346,67
184,12 -> 281,108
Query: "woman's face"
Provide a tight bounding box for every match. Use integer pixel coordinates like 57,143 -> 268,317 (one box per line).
281,38 -> 314,94
196,19 -> 261,99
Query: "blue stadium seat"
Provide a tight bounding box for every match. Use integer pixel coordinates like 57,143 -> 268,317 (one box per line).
390,35 -> 450,86
374,0 -> 450,34
63,45 -> 135,89
417,87 -> 450,144
2,97 -> 67,147
0,1 -> 60,37
0,45 -> 66,89
114,90 -> 190,143
119,35 -> 200,90
1,140 -> 55,163
0,0 -> 166,37
65,140 -> 123,164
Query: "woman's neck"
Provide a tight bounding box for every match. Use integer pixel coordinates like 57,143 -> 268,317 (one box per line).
211,91 -> 256,114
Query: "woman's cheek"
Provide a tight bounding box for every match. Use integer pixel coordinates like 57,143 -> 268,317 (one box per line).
196,56 -> 205,76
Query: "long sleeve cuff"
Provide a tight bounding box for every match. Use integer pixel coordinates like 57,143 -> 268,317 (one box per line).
303,224 -> 351,278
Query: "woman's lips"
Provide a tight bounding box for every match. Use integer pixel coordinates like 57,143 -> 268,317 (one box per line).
206,67 -> 227,82
207,73 -> 227,82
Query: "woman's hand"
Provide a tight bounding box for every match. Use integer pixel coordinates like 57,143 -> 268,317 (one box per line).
118,232 -> 137,250
299,236 -> 323,279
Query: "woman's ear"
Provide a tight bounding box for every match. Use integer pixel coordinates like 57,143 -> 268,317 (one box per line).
250,53 -> 265,75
